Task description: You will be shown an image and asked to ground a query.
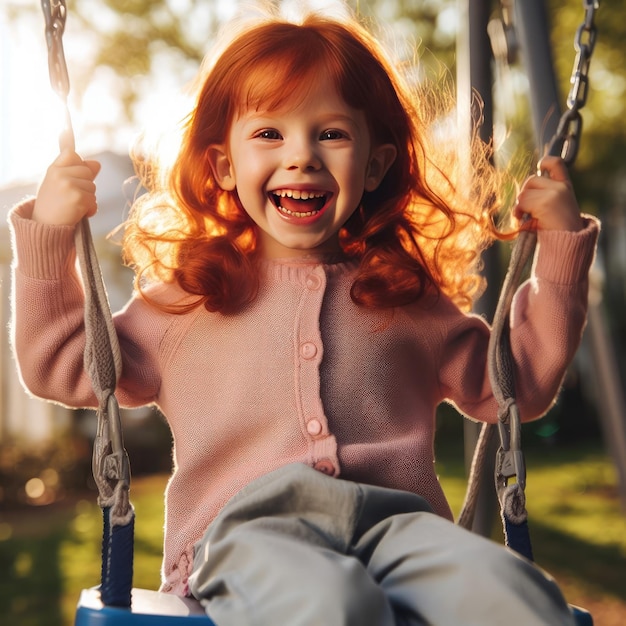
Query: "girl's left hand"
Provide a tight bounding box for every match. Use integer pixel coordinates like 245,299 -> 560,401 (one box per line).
512,155 -> 584,232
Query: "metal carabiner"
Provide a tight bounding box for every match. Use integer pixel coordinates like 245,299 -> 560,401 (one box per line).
92,394 -> 131,509
105,394 -> 131,489
495,401 -> 526,502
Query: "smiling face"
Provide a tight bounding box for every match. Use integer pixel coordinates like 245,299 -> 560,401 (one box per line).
208,79 -> 396,259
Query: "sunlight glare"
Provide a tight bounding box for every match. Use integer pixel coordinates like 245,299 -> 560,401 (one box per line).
0,8 -> 132,186
0,13 -> 63,184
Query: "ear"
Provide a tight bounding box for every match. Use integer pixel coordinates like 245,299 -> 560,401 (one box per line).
207,144 -> 236,191
364,144 -> 397,192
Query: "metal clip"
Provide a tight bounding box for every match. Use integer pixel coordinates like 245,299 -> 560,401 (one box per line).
92,394 -> 131,509
495,401 -> 526,502
105,394 -> 131,488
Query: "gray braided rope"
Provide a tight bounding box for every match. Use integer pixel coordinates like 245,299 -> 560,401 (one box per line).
75,218 -> 129,523
457,229 -> 536,529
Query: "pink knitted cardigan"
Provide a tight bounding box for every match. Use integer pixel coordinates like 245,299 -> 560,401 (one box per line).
9,199 -> 599,595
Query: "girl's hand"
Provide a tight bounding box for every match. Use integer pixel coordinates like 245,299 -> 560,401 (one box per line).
512,155 -> 584,232
33,150 -> 101,225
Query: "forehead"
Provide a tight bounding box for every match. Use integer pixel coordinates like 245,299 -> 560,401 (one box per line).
231,67 -> 370,136
239,75 -> 354,115
234,55 -> 332,115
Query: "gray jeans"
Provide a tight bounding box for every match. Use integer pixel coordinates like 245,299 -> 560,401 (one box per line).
188,463 -> 574,626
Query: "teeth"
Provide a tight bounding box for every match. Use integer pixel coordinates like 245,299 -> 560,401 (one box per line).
277,205 -> 318,218
274,189 -> 325,200
270,189 -> 327,218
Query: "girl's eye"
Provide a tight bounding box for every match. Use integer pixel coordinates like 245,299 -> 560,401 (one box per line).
320,129 -> 347,141
255,129 -> 282,140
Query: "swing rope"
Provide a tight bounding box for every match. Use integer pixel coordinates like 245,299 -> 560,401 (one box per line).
458,0 -> 600,562
41,0 -> 134,608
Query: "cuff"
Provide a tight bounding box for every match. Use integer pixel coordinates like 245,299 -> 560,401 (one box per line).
9,199 -> 77,280
533,214 -> 600,285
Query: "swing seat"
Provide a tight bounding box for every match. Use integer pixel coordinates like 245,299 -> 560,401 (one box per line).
74,587 -> 215,625
73,588 -> 592,626
570,605 -> 593,626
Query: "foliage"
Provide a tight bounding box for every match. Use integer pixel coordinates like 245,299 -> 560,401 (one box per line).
436,440 -> 626,626
0,436 -> 92,508
0,475 -> 164,625
64,0 -> 211,120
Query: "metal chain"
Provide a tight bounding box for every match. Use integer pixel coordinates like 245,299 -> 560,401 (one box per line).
41,0 -> 74,150
546,0 -> 599,164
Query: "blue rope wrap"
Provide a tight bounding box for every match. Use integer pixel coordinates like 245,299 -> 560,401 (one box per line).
100,506 -> 135,607
502,512 -> 534,562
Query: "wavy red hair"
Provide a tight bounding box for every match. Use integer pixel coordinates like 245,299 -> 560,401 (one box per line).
123,12 -> 503,314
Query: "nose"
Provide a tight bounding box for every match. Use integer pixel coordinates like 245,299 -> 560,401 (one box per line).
283,137 -> 322,172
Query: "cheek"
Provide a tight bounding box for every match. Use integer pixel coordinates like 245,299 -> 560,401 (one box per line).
345,166 -> 369,200
232,180 -> 269,223
237,156 -> 272,192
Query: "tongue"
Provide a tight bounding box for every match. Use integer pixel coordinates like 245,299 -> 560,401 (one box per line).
279,196 -> 324,214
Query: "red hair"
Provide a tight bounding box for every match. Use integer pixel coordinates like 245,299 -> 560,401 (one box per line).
123,13 -> 502,314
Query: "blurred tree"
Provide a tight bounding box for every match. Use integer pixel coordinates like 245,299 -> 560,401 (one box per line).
67,0 -> 213,119
8,0 -> 457,125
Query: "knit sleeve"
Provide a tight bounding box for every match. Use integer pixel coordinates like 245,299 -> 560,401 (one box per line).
438,215 -> 600,423
8,200 -> 161,409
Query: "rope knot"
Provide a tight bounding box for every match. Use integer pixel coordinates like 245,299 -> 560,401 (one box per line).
502,483 -> 528,524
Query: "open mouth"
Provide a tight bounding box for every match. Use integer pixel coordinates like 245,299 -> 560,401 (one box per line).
270,189 -> 329,218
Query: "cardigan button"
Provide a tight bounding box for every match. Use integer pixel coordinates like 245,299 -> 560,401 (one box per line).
314,459 -> 335,476
306,419 -> 323,436
305,274 -> 322,290
300,342 -> 317,359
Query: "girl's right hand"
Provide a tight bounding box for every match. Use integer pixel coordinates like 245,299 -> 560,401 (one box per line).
32,150 -> 101,225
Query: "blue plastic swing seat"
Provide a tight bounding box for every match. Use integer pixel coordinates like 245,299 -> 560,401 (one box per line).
74,588 -> 215,625
570,605 -> 594,626
74,587 -> 593,626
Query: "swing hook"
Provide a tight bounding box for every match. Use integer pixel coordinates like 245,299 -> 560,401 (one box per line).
92,393 -> 131,511
495,400 -> 526,500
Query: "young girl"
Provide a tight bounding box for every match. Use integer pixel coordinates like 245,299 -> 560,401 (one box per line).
10,9 -> 598,626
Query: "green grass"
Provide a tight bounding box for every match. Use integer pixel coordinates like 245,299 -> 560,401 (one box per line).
0,475 -> 166,625
436,441 -> 626,625
1,444 -> 625,625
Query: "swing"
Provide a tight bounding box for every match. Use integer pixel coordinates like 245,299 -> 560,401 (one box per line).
37,2 -> 597,624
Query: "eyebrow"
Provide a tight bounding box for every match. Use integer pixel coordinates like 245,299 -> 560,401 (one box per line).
240,111 -> 362,131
